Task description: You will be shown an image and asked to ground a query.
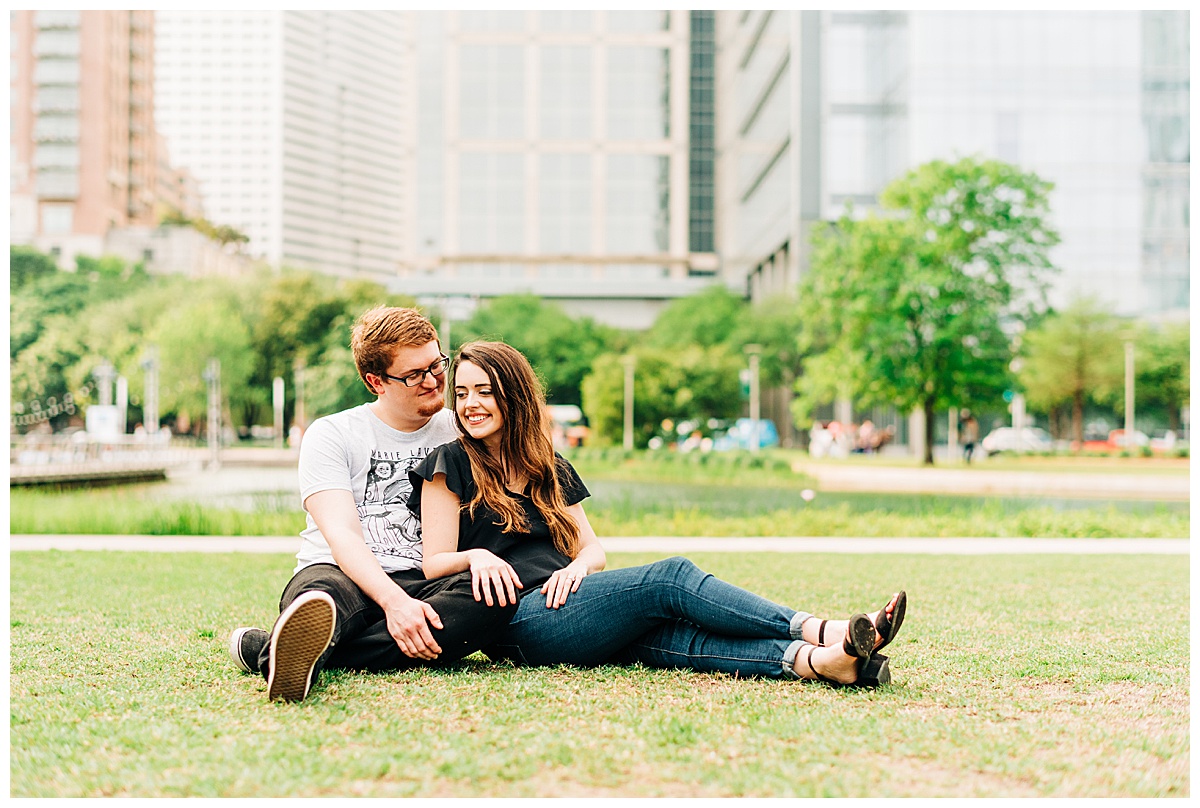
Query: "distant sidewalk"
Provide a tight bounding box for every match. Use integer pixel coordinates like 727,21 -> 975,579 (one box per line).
793,462 -> 1190,500
9,534 -> 1188,555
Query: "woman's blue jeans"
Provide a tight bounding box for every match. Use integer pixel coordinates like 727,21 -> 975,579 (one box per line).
485,556 -> 812,679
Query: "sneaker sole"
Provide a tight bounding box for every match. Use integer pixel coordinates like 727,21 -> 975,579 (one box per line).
267,593 -> 335,703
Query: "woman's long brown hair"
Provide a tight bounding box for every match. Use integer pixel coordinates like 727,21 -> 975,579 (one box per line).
452,341 -> 581,559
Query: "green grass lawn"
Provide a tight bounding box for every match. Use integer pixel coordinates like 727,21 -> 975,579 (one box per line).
10,550 -> 1188,797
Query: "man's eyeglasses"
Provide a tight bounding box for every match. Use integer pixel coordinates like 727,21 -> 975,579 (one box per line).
379,355 -> 450,387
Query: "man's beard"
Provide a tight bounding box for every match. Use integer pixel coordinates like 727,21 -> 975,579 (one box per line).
414,389 -> 445,419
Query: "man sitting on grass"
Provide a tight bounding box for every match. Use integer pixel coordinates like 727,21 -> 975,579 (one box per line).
228,306 -> 518,702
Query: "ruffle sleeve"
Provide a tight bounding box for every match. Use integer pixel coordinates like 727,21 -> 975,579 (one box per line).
554,453 -> 590,506
407,441 -> 473,516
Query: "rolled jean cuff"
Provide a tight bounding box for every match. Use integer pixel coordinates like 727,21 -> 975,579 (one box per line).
781,639 -> 807,680
789,611 -> 813,641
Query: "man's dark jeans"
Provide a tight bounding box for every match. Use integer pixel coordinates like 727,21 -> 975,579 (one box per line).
255,563 -> 515,680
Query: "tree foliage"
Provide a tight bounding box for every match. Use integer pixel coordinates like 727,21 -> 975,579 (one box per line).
1129,320 -> 1189,433
581,345 -> 742,447
148,285 -> 258,428
729,293 -> 806,390
797,156 -> 1060,463
9,245 -> 58,292
1017,297 -> 1125,444
644,285 -> 746,350
10,252 -> 157,430
454,294 -> 623,406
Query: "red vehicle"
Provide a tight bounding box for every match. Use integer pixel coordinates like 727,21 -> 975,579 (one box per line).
1077,429 -> 1150,453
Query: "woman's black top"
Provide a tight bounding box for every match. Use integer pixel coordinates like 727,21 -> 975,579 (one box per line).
407,441 -> 590,592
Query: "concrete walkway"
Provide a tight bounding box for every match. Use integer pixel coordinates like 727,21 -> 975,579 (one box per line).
793,462 -> 1190,500
9,534 -> 1188,555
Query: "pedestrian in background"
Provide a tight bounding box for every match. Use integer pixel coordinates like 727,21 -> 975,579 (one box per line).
960,409 -> 980,464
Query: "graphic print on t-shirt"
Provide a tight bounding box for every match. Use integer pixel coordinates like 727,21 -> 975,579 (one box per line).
358,447 -> 432,563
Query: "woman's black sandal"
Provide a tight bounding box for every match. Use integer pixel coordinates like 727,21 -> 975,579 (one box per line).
800,613 -> 890,688
873,590 -> 907,653
812,590 -> 906,653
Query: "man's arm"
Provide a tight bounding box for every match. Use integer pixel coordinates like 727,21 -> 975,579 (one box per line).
304,489 -> 444,660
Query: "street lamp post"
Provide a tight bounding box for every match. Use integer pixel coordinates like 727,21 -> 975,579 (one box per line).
203,358 -> 222,470
293,357 -> 306,432
93,361 -> 116,406
140,346 -> 159,434
1124,340 -> 1135,451
621,354 -> 636,452
273,376 -> 286,449
1009,357 -> 1025,434
744,343 -> 762,452
116,375 -> 128,434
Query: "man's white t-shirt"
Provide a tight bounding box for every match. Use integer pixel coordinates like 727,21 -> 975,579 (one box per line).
295,404 -> 458,574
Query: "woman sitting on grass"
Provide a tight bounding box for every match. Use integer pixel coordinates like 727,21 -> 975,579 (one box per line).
409,341 -> 906,687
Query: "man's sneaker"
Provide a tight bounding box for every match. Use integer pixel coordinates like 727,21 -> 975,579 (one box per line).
266,591 -> 336,703
229,627 -> 269,674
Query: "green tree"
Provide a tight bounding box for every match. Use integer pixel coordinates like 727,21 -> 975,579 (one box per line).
581,345 -> 741,447
76,253 -> 145,282
10,252 -> 157,432
645,285 -> 746,349
148,289 -> 256,433
246,269 -> 417,426
1130,321 -> 1189,434
9,245 -> 58,292
1017,298 -> 1125,445
729,295 -> 805,390
798,157 -> 1060,464
455,294 -> 622,406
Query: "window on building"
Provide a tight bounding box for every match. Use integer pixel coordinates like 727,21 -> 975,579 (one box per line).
460,11 -> 525,32
605,153 -> 669,253
540,153 -> 592,253
541,46 -> 592,139
540,11 -> 591,32
607,47 -> 670,140
459,152 -> 525,253
607,11 -> 669,33
460,45 -> 525,140
41,202 -> 73,234
33,57 -> 79,85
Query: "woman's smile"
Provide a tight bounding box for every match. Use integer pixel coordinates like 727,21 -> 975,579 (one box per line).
455,360 -> 503,445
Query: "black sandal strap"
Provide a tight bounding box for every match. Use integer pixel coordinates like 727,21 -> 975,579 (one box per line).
818,620 -> 827,646
802,645 -> 838,685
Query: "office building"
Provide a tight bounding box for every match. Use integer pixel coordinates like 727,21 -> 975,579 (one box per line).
398,10 -> 720,328
155,11 -> 408,277
716,10 -> 1189,321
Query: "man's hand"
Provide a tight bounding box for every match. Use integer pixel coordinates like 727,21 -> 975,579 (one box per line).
383,595 -> 444,660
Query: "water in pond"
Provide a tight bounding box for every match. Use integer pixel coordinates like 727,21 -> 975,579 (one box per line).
125,465 -> 1185,518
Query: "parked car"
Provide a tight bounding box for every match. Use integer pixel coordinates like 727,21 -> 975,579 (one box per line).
981,426 -> 1053,456
1106,428 -> 1149,449
1150,430 -> 1187,453
1079,429 -> 1151,453
712,418 -> 779,451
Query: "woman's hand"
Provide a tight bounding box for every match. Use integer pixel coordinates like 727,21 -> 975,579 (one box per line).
541,562 -> 589,609
467,549 -> 523,607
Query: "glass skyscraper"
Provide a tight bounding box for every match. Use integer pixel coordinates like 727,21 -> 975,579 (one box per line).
718,10 -> 1189,321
